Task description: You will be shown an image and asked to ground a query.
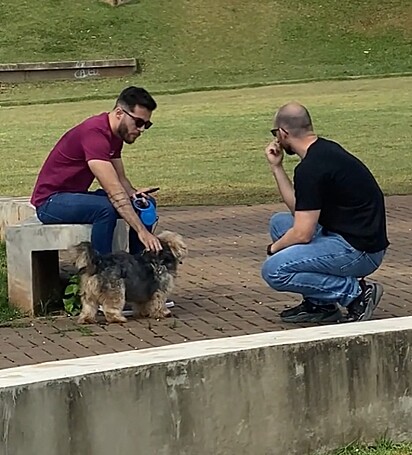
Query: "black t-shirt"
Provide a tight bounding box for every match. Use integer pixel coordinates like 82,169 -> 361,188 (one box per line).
294,137 -> 389,253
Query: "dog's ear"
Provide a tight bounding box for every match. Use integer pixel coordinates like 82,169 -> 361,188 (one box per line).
157,231 -> 188,261
71,241 -> 96,273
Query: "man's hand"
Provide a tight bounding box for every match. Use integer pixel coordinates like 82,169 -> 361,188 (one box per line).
130,187 -> 159,206
267,242 -> 278,256
132,187 -> 159,198
138,229 -> 163,253
265,211 -> 320,256
265,140 -> 284,168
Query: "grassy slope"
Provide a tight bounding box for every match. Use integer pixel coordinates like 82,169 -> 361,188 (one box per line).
0,0 -> 411,104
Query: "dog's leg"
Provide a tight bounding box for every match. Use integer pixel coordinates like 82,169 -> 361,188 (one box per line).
101,281 -> 127,324
78,291 -> 99,325
77,275 -> 102,324
135,290 -> 171,319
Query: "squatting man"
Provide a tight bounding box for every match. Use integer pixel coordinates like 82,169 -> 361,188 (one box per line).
261,102 -> 389,323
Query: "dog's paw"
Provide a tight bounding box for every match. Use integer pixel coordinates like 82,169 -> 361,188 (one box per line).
162,308 -> 172,318
150,308 -> 172,320
78,315 -> 96,324
105,315 -> 128,324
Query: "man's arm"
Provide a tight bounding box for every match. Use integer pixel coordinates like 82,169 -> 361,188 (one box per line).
265,141 -> 296,213
270,164 -> 296,213
88,159 -> 162,252
268,210 -> 320,255
111,158 -> 136,197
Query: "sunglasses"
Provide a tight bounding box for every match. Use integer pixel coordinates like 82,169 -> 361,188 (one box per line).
270,127 -> 289,137
122,109 -> 153,130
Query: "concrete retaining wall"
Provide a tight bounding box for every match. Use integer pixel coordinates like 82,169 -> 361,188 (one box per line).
0,59 -> 138,83
100,0 -> 132,5
0,318 -> 411,455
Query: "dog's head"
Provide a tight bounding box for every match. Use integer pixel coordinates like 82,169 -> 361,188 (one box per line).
157,230 -> 188,264
71,241 -> 97,274
140,231 -> 188,280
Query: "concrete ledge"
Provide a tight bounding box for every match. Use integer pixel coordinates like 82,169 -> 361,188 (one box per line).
0,196 -> 34,241
0,58 -> 138,83
100,0 -> 132,5
0,318 -> 411,455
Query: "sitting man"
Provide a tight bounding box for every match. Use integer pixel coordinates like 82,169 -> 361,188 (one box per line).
31,86 -> 162,255
261,102 -> 389,323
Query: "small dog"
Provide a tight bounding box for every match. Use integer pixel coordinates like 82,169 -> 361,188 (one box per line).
71,231 -> 188,324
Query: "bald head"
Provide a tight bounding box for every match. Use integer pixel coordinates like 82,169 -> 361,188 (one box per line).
275,102 -> 313,137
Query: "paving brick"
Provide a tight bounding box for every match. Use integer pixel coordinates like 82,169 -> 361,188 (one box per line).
0,356 -> 16,369
4,351 -> 35,365
5,334 -> 37,349
24,347 -> 55,363
75,337 -> 116,355
126,326 -> 171,347
0,195 -> 411,369
44,338 -> 95,358
90,335 -> 135,353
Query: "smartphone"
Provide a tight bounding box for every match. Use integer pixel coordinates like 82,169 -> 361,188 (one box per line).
146,187 -> 160,194
135,187 -> 160,197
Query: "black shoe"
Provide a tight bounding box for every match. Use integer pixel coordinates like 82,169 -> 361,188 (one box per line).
280,300 -> 342,323
346,280 -> 384,322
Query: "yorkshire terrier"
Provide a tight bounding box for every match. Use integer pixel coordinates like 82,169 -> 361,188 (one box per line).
71,230 -> 188,324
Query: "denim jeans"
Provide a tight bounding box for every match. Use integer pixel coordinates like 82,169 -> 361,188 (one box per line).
36,190 -> 157,255
261,212 -> 386,307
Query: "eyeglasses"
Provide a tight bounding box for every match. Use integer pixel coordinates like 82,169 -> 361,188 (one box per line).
122,109 -> 153,130
270,127 -> 288,137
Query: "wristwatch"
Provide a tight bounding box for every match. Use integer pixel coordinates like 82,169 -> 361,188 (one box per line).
267,244 -> 275,256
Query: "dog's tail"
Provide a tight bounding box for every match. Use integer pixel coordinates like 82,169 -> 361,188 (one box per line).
72,241 -> 98,275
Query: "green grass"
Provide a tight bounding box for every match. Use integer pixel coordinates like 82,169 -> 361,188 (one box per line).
0,0 -> 411,104
324,439 -> 412,455
0,77 -> 411,206
0,243 -> 21,322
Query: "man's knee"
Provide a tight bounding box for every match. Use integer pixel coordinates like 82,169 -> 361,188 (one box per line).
269,212 -> 294,241
261,255 -> 289,291
95,200 -> 117,222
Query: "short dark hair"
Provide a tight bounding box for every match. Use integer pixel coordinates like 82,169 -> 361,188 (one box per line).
115,86 -> 157,112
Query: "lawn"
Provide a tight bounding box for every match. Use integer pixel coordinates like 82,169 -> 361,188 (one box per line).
324,440 -> 412,455
0,77 -> 411,207
0,0 -> 411,105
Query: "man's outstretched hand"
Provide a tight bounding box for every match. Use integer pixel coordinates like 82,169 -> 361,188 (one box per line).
138,229 -> 162,253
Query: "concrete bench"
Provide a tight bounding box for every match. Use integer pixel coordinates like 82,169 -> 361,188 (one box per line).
5,216 -> 128,316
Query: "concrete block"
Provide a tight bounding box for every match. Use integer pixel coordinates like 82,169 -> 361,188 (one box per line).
0,196 -> 34,241
5,216 -> 128,315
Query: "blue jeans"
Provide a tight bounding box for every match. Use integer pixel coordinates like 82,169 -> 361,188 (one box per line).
36,190 -> 157,255
261,212 -> 386,307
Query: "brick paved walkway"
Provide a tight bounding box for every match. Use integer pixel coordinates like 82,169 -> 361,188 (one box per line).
0,195 -> 411,370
